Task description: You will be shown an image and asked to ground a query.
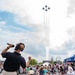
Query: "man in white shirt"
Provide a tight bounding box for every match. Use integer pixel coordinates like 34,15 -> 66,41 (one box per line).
67,64 -> 74,75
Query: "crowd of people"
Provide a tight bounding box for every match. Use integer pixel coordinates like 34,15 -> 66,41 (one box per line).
18,63 -> 75,75
0,59 -> 75,75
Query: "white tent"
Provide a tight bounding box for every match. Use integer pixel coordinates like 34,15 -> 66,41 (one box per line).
43,62 -> 50,66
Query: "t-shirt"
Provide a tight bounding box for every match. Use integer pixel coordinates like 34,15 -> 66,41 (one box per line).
1,52 -> 26,72
28,70 -> 34,74
26,67 -> 30,73
39,69 -> 44,75
44,69 -> 48,75
67,66 -> 74,74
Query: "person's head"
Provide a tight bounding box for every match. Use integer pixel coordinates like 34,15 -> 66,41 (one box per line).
15,43 -> 25,51
30,67 -> 32,70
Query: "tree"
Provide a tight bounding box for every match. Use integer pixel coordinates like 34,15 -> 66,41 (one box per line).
38,62 -> 43,65
51,57 -> 54,65
30,59 -> 37,66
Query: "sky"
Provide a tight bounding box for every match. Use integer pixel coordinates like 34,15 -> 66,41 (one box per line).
0,0 -> 75,62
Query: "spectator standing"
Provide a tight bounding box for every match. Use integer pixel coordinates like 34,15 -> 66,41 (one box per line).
1,43 -> 31,75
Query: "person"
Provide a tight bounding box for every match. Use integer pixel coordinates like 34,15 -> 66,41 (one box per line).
39,67 -> 44,75
43,66 -> 48,75
28,67 -> 35,75
67,64 -> 74,75
0,62 -> 3,74
59,66 -> 64,75
1,43 -> 31,75
26,66 -> 30,74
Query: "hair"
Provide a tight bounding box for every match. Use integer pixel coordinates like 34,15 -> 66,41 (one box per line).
15,43 -> 25,51
30,67 -> 32,70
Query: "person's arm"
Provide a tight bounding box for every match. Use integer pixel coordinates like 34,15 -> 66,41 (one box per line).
26,56 -> 31,67
23,68 -> 26,73
28,71 -> 30,75
21,57 -> 31,73
1,44 -> 14,55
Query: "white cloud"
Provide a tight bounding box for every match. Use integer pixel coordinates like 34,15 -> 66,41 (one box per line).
0,21 -> 6,26
0,21 -> 6,31
0,0 -> 75,62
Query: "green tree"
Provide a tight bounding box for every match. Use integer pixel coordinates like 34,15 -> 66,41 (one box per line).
30,59 -> 37,66
38,62 -> 43,65
57,60 -> 62,64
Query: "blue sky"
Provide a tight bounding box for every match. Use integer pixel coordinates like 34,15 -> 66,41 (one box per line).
0,11 -> 33,32
0,10 -> 46,61
0,0 -> 75,62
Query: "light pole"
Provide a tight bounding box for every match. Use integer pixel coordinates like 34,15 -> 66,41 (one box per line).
42,5 -> 50,61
